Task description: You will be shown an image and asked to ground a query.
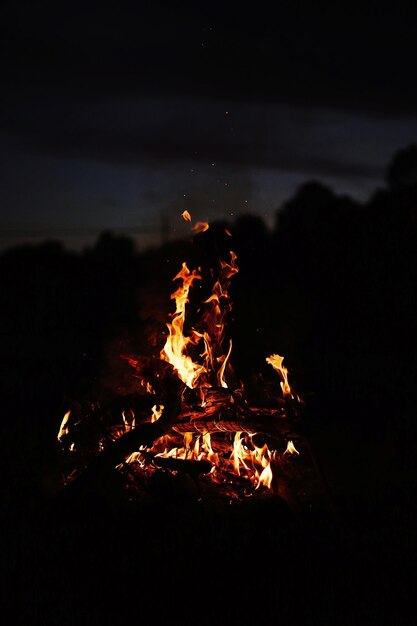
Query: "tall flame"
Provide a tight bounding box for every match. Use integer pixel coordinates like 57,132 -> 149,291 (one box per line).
266,353 -> 293,397
160,263 -> 206,388
160,253 -> 238,390
57,410 -> 71,442
201,251 -> 239,387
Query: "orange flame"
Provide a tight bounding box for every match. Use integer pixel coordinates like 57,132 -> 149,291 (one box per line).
266,353 -> 293,397
200,251 -> 239,387
192,221 -> 209,233
143,430 -> 274,491
122,409 -> 135,431
182,210 -> 192,222
151,404 -> 164,423
160,263 -> 206,388
160,252 -> 238,390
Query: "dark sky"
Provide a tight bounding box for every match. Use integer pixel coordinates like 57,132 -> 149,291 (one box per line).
2,1 -> 417,251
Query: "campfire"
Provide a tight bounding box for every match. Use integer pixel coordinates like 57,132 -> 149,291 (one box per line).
56,215 -> 322,511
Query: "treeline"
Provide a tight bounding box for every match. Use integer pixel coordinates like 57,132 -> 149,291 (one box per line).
2,145 -> 417,457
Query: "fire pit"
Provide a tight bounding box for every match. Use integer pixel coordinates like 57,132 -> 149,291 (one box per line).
54,222 -> 330,517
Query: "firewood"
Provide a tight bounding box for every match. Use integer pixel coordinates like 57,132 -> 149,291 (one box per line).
134,450 -> 212,476
172,414 -> 296,438
54,366 -> 185,504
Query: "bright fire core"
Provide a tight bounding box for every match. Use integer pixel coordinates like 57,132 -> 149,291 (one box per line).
58,231 -> 301,498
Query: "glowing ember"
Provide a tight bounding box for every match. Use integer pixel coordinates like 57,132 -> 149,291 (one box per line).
182,210 -> 192,222
192,221 -> 209,233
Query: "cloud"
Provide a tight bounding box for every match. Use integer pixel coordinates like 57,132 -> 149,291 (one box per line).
3,93 -> 406,185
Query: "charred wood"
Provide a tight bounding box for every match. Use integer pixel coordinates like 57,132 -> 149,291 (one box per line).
133,450 -> 212,476
54,364 -> 185,506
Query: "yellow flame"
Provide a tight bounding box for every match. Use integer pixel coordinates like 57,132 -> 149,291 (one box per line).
266,353 -> 293,397
126,428 -> 278,491
122,409 -> 135,431
201,432 -> 219,465
229,432 -> 274,489
151,404 -> 164,423
231,432 -> 244,475
57,410 -> 71,442
217,339 -> 233,388
141,380 -> 154,394
160,251 -> 239,390
284,440 -> 299,455
160,263 -> 207,388
184,432 -> 193,455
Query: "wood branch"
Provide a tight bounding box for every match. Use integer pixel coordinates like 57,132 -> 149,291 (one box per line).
133,450 -> 212,476
172,412 -> 297,438
54,366 -> 185,505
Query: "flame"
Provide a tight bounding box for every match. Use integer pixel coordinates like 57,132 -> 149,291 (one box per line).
192,221 -> 209,233
181,211 -> 209,234
200,432 -> 218,465
182,210 -> 192,222
217,339 -> 233,388
153,431 -> 220,466
123,424 -> 288,494
229,432 -> 274,490
151,404 -> 164,423
58,225 -> 303,499
200,251 -> 239,387
57,410 -> 71,442
266,353 -> 293,397
160,263 -> 206,388
147,430 -> 274,490
284,440 -> 299,455
117,250 -> 297,496
160,252 -> 238,390
122,409 -> 135,431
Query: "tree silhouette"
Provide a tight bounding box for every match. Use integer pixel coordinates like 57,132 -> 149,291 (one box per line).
386,143 -> 417,190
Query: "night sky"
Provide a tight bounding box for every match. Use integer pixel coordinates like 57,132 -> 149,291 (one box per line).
2,1 -> 417,251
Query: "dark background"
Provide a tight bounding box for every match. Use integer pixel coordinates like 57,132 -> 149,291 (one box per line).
2,2 -> 417,624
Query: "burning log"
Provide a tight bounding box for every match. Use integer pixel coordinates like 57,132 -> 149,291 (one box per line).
174,387 -> 303,439
53,247 -> 315,510
55,363 -> 185,504
173,415 -> 297,439
134,449 -> 212,476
